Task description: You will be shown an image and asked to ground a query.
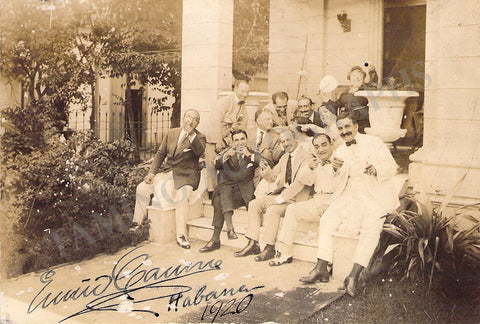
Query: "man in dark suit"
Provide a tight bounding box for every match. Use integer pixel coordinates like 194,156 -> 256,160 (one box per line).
297,96 -> 328,129
200,129 -> 266,252
132,109 -> 206,249
205,80 -> 250,193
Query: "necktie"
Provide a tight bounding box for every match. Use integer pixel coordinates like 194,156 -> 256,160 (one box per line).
285,154 -> 292,185
346,139 -> 357,146
238,101 -> 245,106
178,133 -> 188,146
321,159 -> 331,166
257,131 -> 264,148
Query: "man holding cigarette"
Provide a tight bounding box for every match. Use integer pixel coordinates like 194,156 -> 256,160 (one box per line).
299,115 -> 399,296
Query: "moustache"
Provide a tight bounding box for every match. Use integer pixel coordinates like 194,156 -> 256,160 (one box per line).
341,131 -> 353,137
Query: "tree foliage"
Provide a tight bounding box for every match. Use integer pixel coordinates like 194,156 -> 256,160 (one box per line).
233,0 -> 269,81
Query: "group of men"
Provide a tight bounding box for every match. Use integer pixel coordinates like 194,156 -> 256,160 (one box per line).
132,79 -> 402,296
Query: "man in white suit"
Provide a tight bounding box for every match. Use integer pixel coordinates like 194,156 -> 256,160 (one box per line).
299,115 -> 399,296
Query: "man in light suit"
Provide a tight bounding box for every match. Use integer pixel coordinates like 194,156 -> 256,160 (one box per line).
132,109 -> 206,249
269,133 -> 344,267
262,91 -> 297,127
234,128 -> 312,261
199,129 -> 266,253
299,115 -> 399,296
252,109 -> 284,185
205,80 -> 250,192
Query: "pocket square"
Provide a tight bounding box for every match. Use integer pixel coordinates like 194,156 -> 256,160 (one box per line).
182,148 -> 192,152
247,163 -> 253,168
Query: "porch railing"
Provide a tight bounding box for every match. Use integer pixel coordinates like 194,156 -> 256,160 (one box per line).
68,109 -> 171,161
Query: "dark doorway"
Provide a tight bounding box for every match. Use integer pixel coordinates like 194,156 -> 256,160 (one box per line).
125,89 -> 144,146
383,1 -> 426,146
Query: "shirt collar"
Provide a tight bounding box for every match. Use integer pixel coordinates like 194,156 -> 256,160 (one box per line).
233,93 -> 241,104
289,146 -> 300,158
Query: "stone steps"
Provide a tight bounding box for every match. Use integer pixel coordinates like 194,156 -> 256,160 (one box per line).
186,200 -> 320,263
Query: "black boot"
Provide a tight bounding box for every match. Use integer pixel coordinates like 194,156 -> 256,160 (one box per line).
234,239 -> 260,257
254,244 -> 276,262
299,259 -> 329,283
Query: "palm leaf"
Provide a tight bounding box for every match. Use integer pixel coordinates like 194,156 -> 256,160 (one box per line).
384,243 -> 400,256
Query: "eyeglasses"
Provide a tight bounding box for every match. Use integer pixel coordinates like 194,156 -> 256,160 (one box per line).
276,105 -> 287,109
298,105 -> 311,109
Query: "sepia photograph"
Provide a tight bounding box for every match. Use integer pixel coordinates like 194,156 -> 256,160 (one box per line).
1,0 -> 479,323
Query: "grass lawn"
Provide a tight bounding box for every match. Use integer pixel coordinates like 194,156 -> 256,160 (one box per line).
302,273 -> 480,324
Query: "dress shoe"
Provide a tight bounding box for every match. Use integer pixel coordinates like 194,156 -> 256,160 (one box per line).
339,276 -> 357,297
269,251 -> 293,266
199,240 -> 220,253
254,245 -> 275,262
176,235 -> 191,249
234,240 -> 261,257
299,268 -> 330,283
227,229 -> 238,240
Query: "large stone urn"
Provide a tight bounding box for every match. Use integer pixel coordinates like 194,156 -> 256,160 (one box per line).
355,90 -> 419,144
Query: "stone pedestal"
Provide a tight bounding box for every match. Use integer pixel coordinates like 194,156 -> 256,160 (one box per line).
147,207 -> 176,244
356,90 -> 419,144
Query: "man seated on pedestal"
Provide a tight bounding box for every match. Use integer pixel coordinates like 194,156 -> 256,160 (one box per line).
234,128 -> 312,262
299,115 -> 399,297
252,108 -> 284,185
269,133 -> 344,267
131,109 -> 206,249
199,129 -> 266,253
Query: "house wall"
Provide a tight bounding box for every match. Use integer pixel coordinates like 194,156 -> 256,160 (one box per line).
409,0 -> 480,204
268,0 -> 382,100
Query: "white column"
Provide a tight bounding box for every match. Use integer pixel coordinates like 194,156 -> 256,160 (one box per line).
181,0 -> 233,136
409,0 -> 480,205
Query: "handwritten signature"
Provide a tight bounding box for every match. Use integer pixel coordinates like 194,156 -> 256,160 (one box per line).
27,246 -> 264,322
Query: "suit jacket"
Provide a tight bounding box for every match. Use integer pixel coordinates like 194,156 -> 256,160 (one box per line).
215,148 -> 263,206
255,129 -> 283,167
210,92 -> 248,145
150,127 -> 206,190
333,133 -> 399,213
262,145 -> 312,202
310,110 -> 328,129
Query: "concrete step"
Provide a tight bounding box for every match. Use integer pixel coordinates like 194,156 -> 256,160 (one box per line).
187,214 -> 319,263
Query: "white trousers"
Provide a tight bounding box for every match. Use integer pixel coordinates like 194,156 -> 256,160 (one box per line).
133,172 -> 193,237
277,197 -> 330,257
316,179 -> 386,268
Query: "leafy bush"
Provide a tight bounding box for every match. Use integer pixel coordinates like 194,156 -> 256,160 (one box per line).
1,121 -> 150,277
383,192 -> 480,287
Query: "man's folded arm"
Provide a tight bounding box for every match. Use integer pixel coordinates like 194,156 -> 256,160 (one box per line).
190,133 -> 206,157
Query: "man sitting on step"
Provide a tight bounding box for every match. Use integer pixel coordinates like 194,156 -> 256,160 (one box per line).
299,115 -> 400,297
268,133 -> 344,267
131,109 -> 206,249
234,128 -> 312,262
200,129 -> 266,253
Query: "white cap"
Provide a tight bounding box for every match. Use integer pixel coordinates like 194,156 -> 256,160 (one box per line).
319,75 -> 338,93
